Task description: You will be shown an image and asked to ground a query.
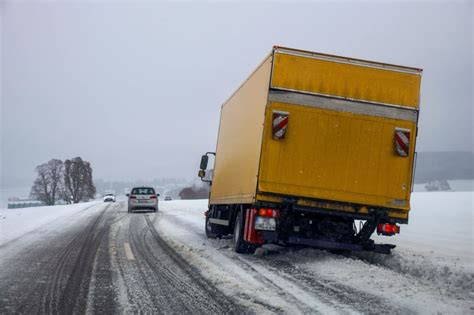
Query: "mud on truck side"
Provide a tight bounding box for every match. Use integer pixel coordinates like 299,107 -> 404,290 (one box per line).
199,46 -> 422,254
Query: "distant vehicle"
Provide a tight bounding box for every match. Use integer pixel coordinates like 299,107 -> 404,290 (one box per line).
127,187 -> 159,213
164,197 -> 172,201
103,193 -> 116,202
199,46 -> 422,255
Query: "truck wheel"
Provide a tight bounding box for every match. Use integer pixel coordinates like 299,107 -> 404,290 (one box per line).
205,215 -> 219,239
233,209 -> 255,254
205,209 -> 230,239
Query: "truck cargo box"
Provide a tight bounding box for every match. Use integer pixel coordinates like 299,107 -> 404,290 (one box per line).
209,46 -> 422,223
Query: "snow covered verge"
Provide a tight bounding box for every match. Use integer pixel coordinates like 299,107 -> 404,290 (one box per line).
366,191 -> 474,293
413,179 -> 474,192
156,192 -> 473,313
0,201 -> 102,247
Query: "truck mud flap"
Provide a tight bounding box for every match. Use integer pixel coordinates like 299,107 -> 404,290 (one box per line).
372,244 -> 396,255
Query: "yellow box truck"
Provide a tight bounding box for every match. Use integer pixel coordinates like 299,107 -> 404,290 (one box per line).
198,46 -> 422,254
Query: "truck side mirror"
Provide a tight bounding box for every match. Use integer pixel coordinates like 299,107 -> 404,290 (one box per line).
200,155 -> 209,170
198,169 -> 206,179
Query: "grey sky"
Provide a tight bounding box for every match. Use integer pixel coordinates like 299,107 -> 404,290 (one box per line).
1,0 -> 472,188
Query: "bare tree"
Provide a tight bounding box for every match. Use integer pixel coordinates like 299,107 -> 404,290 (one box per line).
64,157 -> 96,203
30,159 -> 64,205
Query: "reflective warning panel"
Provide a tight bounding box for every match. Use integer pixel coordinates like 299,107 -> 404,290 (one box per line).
395,128 -> 411,157
272,110 -> 289,140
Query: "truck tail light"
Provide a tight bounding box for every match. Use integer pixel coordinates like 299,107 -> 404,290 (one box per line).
377,223 -> 400,235
270,209 -> 280,218
129,195 -> 136,199
257,208 -> 280,218
150,195 -> 157,199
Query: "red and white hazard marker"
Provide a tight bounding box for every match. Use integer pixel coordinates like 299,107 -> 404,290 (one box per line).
394,128 -> 411,157
272,110 -> 289,140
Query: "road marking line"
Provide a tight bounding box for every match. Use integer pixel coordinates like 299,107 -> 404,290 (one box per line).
124,243 -> 135,261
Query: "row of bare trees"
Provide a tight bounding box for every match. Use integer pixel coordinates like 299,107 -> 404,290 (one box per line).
30,157 -> 96,205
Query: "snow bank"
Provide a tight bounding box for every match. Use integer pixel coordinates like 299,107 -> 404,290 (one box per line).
414,179 -> 474,192
162,192 -> 473,263
378,191 -> 473,258
366,191 -> 474,292
157,194 -> 474,313
0,201 -> 101,246
159,193 -> 473,299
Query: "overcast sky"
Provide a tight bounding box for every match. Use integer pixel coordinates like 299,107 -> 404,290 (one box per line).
1,0 -> 472,188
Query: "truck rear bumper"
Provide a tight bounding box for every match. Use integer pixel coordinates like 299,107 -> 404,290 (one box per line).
288,236 -> 363,251
260,232 -> 396,254
256,193 -> 409,224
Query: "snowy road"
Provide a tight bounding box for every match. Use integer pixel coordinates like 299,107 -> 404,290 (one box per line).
0,202 -> 238,314
0,194 -> 472,314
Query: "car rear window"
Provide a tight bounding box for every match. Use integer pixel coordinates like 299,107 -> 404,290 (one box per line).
131,188 -> 155,195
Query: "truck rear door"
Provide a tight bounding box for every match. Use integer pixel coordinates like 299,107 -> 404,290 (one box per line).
257,48 -> 422,213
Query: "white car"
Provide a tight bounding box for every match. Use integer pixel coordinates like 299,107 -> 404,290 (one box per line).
127,187 -> 159,213
103,193 -> 116,202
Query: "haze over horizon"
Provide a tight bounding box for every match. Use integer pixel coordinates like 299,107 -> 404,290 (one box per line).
1,0 -> 473,189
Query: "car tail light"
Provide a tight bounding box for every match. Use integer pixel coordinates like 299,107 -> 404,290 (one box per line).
150,195 -> 157,199
129,195 -> 136,199
377,223 -> 400,235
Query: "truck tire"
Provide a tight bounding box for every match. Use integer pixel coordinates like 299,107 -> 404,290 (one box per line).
233,209 -> 256,254
205,215 -> 228,239
205,215 -> 220,239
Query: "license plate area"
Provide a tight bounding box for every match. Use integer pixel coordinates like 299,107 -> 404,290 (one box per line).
254,217 -> 276,231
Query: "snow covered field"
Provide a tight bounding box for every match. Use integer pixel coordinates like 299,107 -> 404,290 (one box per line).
0,201 -> 102,246
413,179 -> 474,192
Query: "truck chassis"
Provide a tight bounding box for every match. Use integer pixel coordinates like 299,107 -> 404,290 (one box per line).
205,201 -> 397,255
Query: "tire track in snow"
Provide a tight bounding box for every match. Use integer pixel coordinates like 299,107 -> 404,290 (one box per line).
251,255 -> 413,315
0,202 -> 112,314
40,202 -> 114,314
157,209 -> 414,314
111,208 -> 240,314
